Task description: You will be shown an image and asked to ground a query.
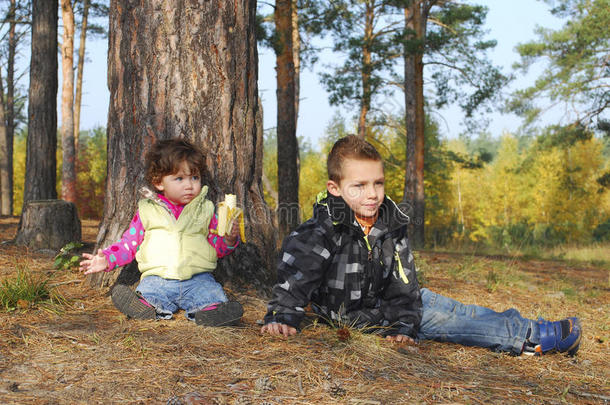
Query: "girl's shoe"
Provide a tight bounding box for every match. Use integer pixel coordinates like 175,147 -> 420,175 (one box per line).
194,301 -> 243,326
111,284 -> 156,319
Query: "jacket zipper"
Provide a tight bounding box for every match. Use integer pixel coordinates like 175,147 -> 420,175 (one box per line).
362,236 -> 373,299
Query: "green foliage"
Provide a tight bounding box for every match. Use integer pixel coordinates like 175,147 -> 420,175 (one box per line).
13,126 -> 107,218
12,128 -> 27,214
54,241 -> 84,271
486,269 -> 499,293
76,126 -> 107,218
510,0 -> 610,130
593,220 -> 610,242
447,131 -> 610,248
262,129 -> 278,209
318,0 -> 399,114
422,3 -> 509,124
0,266 -> 62,312
262,128 -> 328,219
299,143 -> 327,219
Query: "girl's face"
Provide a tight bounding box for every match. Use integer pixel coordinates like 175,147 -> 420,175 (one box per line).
153,161 -> 202,205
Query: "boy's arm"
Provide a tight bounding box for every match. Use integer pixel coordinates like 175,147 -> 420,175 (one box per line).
263,220 -> 332,330
380,235 -> 423,338
208,213 -> 239,258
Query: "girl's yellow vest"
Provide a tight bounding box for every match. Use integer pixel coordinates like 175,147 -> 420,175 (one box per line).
135,187 -> 217,280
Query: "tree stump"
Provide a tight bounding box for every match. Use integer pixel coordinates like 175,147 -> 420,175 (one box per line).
15,199 -> 81,252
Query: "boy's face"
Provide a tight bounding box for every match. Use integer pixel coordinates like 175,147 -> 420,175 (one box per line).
327,158 -> 384,218
153,161 -> 202,205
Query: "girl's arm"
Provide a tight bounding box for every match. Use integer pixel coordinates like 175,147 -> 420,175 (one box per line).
99,212 -> 146,271
207,213 -> 240,258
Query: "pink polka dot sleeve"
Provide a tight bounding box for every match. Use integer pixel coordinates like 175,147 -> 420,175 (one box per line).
208,213 -> 239,258
101,212 -> 146,271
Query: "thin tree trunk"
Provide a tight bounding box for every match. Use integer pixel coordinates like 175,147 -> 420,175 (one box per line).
292,0 -> 300,120
91,0 -> 275,289
0,0 -> 16,216
357,1 -> 374,139
275,0 -> 300,241
23,0 -> 58,203
0,71 -> 9,216
403,1 -> 426,248
74,0 -> 90,151
60,0 -> 76,203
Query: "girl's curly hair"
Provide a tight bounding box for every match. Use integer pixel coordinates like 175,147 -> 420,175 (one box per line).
145,138 -> 205,186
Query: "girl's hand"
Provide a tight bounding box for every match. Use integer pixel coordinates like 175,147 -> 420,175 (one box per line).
79,249 -> 109,274
223,221 -> 240,247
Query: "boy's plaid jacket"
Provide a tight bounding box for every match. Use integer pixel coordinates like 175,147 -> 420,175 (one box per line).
264,191 -> 422,338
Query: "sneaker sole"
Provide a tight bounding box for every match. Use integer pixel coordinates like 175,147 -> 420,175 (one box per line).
111,284 -> 156,320
194,301 -> 243,327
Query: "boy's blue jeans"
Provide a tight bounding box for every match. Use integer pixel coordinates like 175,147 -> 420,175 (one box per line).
417,288 -> 538,355
136,272 -> 228,321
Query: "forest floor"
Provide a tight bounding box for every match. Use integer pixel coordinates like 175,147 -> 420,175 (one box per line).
0,217 -> 608,405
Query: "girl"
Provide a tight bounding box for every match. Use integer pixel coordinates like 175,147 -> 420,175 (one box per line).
80,139 -> 243,326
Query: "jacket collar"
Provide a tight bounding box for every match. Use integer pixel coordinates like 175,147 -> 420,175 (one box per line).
314,190 -> 409,234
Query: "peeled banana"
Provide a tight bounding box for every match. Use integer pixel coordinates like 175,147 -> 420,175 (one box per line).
217,193 -> 247,243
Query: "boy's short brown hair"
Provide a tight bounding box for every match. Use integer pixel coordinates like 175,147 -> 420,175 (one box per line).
145,138 -> 205,186
327,135 -> 383,182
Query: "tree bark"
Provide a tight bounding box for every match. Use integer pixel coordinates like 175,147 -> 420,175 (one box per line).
15,200 -> 81,251
90,0 -> 275,290
74,0 -> 90,150
291,0 -> 300,120
357,0 -> 374,139
0,0 -> 17,216
0,71 -> 9,215
275,0 -> 300,241
403,1 -> 426,248
23,0 -> 58,203
60,0 -> 77,203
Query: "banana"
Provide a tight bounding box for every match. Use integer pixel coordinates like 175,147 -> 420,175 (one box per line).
217,194 -> 247,243
217,202 -> 229,236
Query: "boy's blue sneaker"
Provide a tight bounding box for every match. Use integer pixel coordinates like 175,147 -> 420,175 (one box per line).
526,317 -> 582,356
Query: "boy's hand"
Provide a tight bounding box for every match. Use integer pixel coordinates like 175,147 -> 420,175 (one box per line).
79,249 -> 109,274
261,322 -> 297,337
385,334 -> 416,345
223,221 -> 240,247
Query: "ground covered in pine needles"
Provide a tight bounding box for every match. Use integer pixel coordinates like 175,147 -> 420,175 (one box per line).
0,217 -> 608,404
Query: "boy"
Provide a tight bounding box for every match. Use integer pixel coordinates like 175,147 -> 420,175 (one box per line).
261,135 -> 581,356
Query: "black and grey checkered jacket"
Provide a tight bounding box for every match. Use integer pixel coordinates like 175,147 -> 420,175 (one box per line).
264,191 -> 422,338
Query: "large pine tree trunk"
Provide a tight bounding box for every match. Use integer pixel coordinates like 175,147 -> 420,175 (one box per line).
90,0 -> 275,290
23,0 -> 58,203
403,2 -> 426,248
275,0 -> 300,242
60,0 -> 77,203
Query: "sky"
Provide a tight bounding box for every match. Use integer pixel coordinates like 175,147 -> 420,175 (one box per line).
51,0 -> 562,147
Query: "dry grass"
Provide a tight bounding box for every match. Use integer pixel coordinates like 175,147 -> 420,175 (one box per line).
0,217 -> 608,404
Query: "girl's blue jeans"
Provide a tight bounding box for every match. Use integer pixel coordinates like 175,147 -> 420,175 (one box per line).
417,288 -> 537,355
136,272 -> 228,321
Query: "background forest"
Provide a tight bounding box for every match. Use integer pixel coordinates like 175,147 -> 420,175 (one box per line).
0,2 -> 607,403
1,0 -> 609,256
